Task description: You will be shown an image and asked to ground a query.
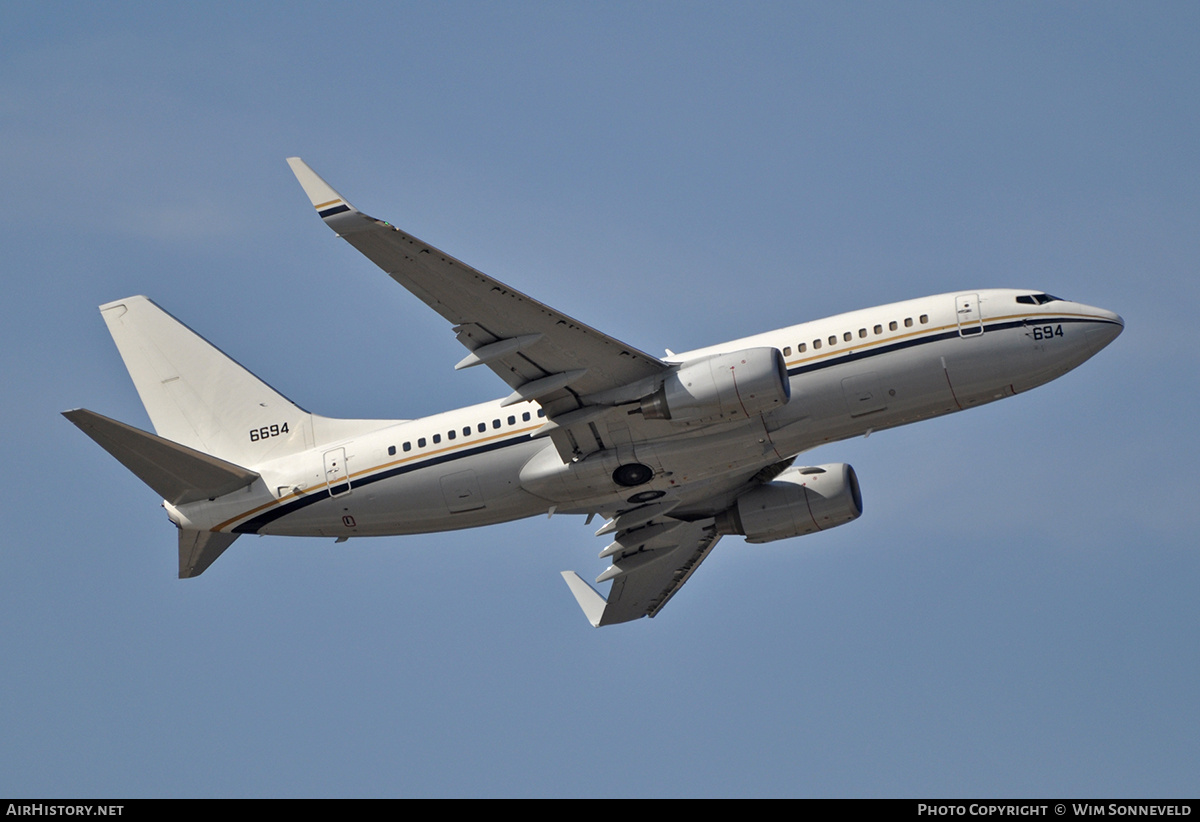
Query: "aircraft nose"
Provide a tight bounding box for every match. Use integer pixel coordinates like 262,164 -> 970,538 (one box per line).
1081,305 -> 1124,353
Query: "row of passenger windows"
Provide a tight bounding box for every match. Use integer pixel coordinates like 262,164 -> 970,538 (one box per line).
781,314 -> 929,357
386,408 -> 546,456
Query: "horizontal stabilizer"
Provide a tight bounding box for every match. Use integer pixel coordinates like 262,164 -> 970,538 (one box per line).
63,409 -> 259,505
179,529 -> 239,578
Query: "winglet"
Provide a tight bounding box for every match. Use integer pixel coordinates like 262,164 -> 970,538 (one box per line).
286,157 -> 358,219
560,571 -> 606,628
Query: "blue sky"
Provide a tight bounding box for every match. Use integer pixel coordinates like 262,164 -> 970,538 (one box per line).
2,2 -> 1197,797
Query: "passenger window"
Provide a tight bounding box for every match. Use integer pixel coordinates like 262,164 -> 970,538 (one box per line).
858,328 -> 867,338
904,317 -> 913,327
537,409 -> 545,418
463,426 -> 470,436
447,430 -> 456,440
782,346 -> 791,356
813,339 -> 822,350
798,342 -> 807,353
432,434 -> 441,444
522,412 -> 531,422
919,314 -> 928,324
388,445 -> 396,456
843,331 -> 852,342
874,324 -> 882,335
828,335 -> 837,346
403,442 -> 411,452
493,419 -> 501,429
417,437 -> 426,448
507,416 -> 515,425
889,321 -> 898,331
478,422 -> 486,433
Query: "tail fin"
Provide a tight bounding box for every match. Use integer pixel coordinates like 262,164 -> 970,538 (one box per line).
100,296 -> 314,466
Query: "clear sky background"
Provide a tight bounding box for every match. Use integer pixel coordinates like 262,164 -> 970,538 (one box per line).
2,2 -> 1197,798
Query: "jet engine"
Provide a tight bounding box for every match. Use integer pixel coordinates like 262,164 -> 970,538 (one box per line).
715,463 -> 862,543
639,347 -> 790,423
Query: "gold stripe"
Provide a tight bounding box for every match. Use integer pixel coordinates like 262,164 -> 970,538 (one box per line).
314,198 -> 344,210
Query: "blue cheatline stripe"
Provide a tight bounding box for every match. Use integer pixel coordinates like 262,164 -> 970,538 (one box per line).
232,433 -> 537,534
318,204 -> 351,218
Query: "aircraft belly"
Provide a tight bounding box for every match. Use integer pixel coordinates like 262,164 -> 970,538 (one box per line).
519,420 -> 784,508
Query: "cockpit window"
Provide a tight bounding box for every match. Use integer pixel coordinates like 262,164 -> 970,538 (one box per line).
1017,293 -> 1064,305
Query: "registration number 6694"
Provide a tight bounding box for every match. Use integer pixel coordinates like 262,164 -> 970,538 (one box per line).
249,423 -> 289,441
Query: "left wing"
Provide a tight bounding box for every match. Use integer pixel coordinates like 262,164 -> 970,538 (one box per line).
561,513 -> 721,627
287,158 -> 668,420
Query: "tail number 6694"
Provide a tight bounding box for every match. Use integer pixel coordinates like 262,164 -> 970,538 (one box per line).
250,423 -> 290,441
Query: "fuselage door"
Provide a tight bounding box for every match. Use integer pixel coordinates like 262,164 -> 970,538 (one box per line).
324,447 -> 351,497
955,294 -> 983,337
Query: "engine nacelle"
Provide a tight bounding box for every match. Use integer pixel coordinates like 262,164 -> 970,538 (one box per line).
640,347 -> 790,423
715,463 -> 862,543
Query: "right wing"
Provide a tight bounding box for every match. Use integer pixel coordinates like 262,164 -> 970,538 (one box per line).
287,158 -> 669,421
561,514 -> 721,627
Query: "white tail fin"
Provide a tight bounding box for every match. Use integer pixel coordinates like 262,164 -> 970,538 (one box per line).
100,296 -> 315,467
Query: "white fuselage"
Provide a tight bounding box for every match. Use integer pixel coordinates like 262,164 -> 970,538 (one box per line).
164,289 -> 1122,539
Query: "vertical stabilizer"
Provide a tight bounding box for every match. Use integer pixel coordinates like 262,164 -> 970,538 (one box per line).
100,296 -> 314,466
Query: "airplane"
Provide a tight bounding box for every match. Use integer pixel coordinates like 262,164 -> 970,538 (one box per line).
63,158 -> 1124,627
